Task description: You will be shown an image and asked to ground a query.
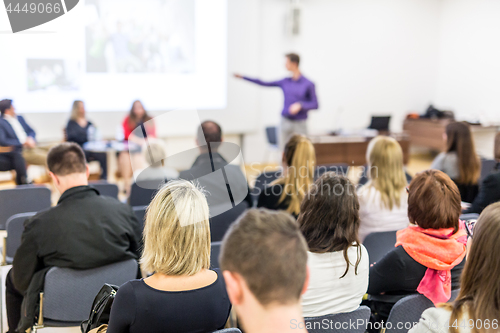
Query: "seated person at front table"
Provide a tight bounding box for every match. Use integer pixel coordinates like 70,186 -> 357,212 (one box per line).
464,132 -> 500,214
6,143 -> 142,333
0,146 -> 28,185
118,100 -> 156,194
66,100 -> 108,179
132,139 -> 178,182
409,202 -> 500,333
220,209 -> 310,333
431,121 -> 481,203
107,180 -> 231,333
366,170 -> 466,329
299,173 -> 369,317
179,120 -> 252,209
357,136 -> 409,242
257,134 -> 315,218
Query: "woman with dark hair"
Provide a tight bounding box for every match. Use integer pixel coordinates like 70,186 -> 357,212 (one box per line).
299,173 -> 369,317
367,170 -> 466,326
410,202 -> 500,333
118,100 -> 156,194
431,121 -> 481,202
464,132 -> 500,214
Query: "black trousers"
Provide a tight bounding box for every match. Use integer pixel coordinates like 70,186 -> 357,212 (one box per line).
0,151 -> 28,185
5,269 -> 23,333
85,151 -> 108,180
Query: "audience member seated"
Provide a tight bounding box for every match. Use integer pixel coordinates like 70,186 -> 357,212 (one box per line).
66,100 -> 108,179
299,173 -> 369,317
179,120 -> 252,208
132,139 -> 178,182
431,121 -> 480,203
464,132 -> 500,214
107,180 -> 231,333
220,209 -> 309,333
357,136 -> 409,241
257,134 -> 315,218
410,202 -> 500,333
118,100 -> 156,194
366,170 -> 466,328
6,143 -> 142,333
0,99 -> 49,167
0,146 -> 28,184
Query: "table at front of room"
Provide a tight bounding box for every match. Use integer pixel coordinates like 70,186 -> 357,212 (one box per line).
310,134 -> 410,166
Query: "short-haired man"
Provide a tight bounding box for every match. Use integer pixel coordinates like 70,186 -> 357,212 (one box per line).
0,99 -> 48,166
179,120 -> 252,215
6,143 -> 142,333
234,53 -> 319,147
220,209 -> 309,333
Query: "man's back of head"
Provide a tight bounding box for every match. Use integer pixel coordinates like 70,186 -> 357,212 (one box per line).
220,209 -> 309,333
197,120 -> 222,151
47,142 -> 89,194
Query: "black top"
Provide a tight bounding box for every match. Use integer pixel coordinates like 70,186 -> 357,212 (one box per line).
107,269 -> 231,333
464,168 -> 500,214
66,119 -> 93,147
257,183 -> 296,217
12,186 -> 142,293
368,245 -> 465,297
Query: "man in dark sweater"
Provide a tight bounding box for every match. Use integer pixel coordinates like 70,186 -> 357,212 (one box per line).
6,142 -> 142,333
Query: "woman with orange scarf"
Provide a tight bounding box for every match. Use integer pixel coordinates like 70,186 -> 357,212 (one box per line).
366,170 -> 467,328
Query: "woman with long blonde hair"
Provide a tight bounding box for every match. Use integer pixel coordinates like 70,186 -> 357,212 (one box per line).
107,180 -> 231,333
258,134 -> 315,218
357,136 -> 409,241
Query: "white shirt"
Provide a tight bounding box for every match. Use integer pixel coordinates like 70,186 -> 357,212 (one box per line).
357,185 -> 409,242
409,307 -> 472,333
3,114 -> 27,144
301,245 -> 369,318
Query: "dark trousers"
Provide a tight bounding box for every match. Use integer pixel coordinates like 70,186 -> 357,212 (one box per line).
0,151 -> 28,185
86,151 -> 108,180
6,269 -> 23,333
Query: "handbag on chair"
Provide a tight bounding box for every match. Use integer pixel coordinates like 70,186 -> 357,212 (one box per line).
80,284 -> 119,333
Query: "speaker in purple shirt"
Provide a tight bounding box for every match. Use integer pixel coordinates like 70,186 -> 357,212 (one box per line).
235,53 -> 319,147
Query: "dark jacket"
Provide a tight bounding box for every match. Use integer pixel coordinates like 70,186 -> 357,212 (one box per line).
0,115 -> 36,151
66,119 -> 93,147
464,165 -> 500,214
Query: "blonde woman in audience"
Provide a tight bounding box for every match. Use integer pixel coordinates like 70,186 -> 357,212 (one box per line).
357,136 -> 409,242
410,202 -> 500,333
258,134 -> 316,218
107,180 -> 231,333
299,173 -> 369,317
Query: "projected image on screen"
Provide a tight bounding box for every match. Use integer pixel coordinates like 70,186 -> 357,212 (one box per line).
27,59 -> 81,92
85,0 -> 195,74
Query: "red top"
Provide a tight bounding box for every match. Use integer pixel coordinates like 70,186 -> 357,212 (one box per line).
122,116 -> 156,140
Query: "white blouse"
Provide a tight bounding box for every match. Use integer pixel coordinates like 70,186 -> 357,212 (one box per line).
357,185 -> 410,242
301,245 -> 369,318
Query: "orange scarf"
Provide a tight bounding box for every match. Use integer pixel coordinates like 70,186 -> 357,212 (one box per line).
396,222 -> 467,304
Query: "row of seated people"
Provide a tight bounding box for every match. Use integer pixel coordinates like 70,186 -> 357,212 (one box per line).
6,140 -> 500,333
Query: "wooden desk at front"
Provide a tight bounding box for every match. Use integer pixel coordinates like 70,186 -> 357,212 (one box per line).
310,135 -> 410,166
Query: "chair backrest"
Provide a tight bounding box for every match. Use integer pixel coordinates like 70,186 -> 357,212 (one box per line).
210,241 -> 222,269
210,200 -> 249,242
251,169 -> 282,206
459,213 -> 479,221
304,306 -> 371,333
315,164 -> 349,180
89,181 -> 119,199
363,231 -> 397,265
480,158 -> 497,183
385,294 -> 434,333
5,212 -> 37,264
129,182 -> 159,206
449,289 -> 460,303
132,205 -> 147,231
43,259 -> 138,323
0,185 -> 51,229
212,329 -> 242,333
265,126 -> 279,146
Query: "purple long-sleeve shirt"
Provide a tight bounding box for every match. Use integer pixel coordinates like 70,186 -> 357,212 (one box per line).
243,75 -> 318,120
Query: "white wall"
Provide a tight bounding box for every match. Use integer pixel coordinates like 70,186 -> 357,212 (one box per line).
434,0 -> 500,125
22,0 -> 446,165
